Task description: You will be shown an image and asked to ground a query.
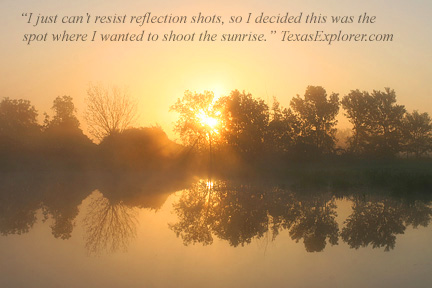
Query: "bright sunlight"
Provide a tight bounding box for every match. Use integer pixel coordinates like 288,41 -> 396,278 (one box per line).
197,109 -> 219,131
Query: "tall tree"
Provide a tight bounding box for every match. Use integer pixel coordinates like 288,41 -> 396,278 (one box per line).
170,90 -> 220,150
290,86 -> 339,154
265,98 -> 300,155
342,88 -> 405,156
84,84 -> 138,141
0,97 -> 39,137
218,90 -> 269,158
45,95 -> 80,129
42,95 -> 95,168
368,88 -> 406,155
341,90 -> 375,154
402,110 -> 432,157
0,97 -> 40,161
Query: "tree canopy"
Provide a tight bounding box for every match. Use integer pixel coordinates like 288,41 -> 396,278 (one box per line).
84,84 -> 138,141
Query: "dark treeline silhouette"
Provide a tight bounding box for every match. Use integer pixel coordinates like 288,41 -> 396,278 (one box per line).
1,85 -> 431,192
0,93 -> 187,175
1,85 -> 431,173
171,86 -> 432,161
169,86 -> 432,191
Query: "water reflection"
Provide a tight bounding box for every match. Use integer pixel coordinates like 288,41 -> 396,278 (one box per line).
83,191 -> 138,255
0,171 -> 191,254
1,172 -> 431,254
170,181 -> 340,251
341,195 -> 432,251
0,172 -> 93,238
170,179 -> 432,252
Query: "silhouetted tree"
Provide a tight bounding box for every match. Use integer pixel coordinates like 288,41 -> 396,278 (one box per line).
290,86 -> 339,154
342,88 -> 406,156
42,96 -> 95,168
265,98 -> 300,155
341,90 -> 374,154
402,111 -> 432,157
0,98 -> 41,167
0,98 -> 39,134
0,98 -> 40,144
368,88 -> 406,156
218,90 -> 269,159
170,90 -> 221,150
84,84 -> 138,141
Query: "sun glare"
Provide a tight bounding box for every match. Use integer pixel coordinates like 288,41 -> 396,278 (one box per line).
206,180 -> 214,189
195,89 -> 224,133
197,109 -> 218,130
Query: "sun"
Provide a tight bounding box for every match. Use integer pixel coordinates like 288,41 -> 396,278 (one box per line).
195,89 -> 223,133
197,109 -> 219,131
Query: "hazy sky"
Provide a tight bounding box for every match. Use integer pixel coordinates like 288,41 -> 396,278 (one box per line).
1,0 -> 431,140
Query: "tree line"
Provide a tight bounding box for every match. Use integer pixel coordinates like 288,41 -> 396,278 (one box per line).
0,86 -> 181,172
1,85 -> 431,173
171,86 -> 432,160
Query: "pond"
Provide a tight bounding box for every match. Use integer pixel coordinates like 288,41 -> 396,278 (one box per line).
1,172 -> 431,288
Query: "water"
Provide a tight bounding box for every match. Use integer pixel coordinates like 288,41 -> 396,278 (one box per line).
1,174 -> 431,288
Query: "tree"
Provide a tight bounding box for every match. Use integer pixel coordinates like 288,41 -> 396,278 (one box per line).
170,90 -> 220,150
0,98 -> 41,163
290,86 -> 339,154
265,98 -> 300,155
42,96 -> 95,167
368,88 -> 406,155
0,97 -> 39,137
45,95 -> 80,129
342,88 -> 405,156
218,90 -> 269,158
402,111 -> 432,157
84,84 -> 138,141
341,90 -> 374,154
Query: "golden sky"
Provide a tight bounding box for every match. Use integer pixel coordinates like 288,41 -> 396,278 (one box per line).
1,0 -> 431,140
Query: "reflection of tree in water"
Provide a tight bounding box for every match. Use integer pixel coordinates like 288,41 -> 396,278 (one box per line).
0,174 -> 41,236
0,197 -> 38,236
83,191 -> 138,255
341,196 -> 432,251
288,196 -> 339,252
171,180 -> 432,252
268,188 -> 339,252
170,180 -> 338,251
170,181 -> 214,245
403,200 -> 432,228
212,181 -> 269,247
170,180 -> 269,247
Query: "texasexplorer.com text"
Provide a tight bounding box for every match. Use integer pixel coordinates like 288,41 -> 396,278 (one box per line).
281,30 -> 393,44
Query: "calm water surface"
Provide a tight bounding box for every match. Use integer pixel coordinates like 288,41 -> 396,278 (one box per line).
1,174 -> 431,288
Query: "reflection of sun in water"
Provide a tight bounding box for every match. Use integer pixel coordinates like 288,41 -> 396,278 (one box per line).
206,180 -> 214,189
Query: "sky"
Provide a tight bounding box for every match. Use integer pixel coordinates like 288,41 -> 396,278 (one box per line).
1,0 -> 431,140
